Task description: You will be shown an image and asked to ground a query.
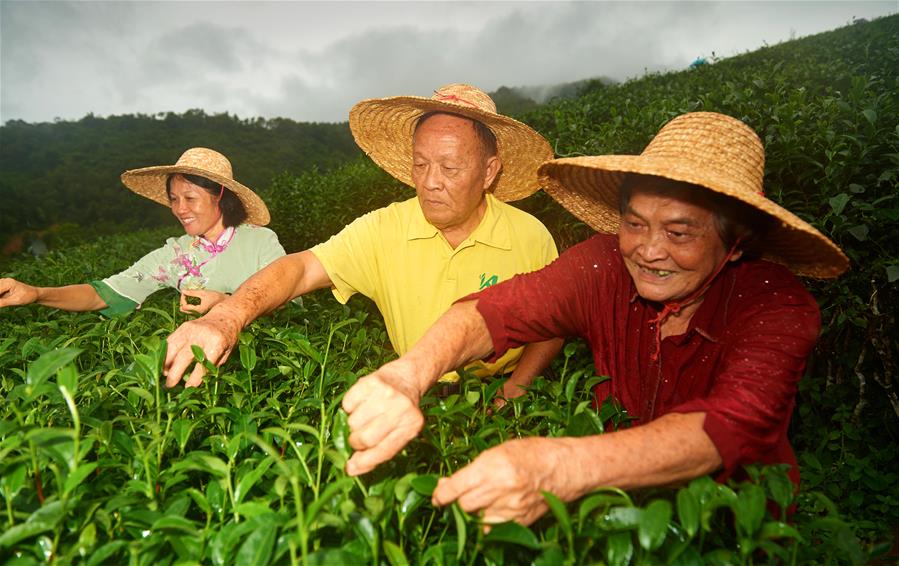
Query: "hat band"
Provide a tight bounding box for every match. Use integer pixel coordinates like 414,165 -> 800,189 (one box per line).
433,91 -> 480,109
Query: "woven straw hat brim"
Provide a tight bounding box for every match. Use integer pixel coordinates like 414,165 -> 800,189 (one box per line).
539,156 -> 849,279
121,165 -> 271,226
349,96 -> 553,202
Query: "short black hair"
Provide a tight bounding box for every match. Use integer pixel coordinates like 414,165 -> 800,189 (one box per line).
166,173 -> 248,227
414,111 -> 498,159
618,173 -> 771,258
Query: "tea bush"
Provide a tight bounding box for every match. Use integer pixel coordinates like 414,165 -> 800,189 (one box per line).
0,289 -> 870,564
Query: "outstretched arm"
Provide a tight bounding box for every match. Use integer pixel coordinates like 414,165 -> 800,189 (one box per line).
497,338 -> 564,406
163,250 -> 332,387
0,279 -> 106,311
343,300 -> 494,475
432,412 -> 721,526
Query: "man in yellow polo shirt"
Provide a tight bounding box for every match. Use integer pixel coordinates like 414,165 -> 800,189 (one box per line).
162,84 -> 562,391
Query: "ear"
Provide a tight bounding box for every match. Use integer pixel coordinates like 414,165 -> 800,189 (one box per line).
482,155 -> 501,191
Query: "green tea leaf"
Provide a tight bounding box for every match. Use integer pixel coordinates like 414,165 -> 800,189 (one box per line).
637,499 -> 671,551
239,343 -> 257,371
886,265 -> 899,283
828,193 -> 850,215
235,519 -> 277,566
861,108 -> 877,125
410,474 -> 439,496
759,521 -> 803,540
606,532 -> 634,566
734,484 -> 766,536
451,503 -> 467,560
0,521 -> 54,548
542,491 -> 572,537
846,224 -> 869,241
483,521 -> 541,549
63,462 -> 98,495
234,456 -> 274,504
383,540 -> 409,566
677,488 -> 700,538
26,347 -> 82,388
151,515 -> 198,534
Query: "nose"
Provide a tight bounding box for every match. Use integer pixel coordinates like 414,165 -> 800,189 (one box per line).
419,164 -> 443,192
171,199 -> 188,215
636,230 -> 668,262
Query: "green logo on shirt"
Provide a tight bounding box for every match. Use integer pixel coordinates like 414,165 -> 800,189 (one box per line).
479,273 -> 499,289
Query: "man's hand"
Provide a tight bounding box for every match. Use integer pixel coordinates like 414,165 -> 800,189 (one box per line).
493,380 -> 528,410
163,307 -> 243,388
432,437 -> 577,527
179,289 -> 229,315
342,361 -> 426,476
0,278 -> 38,308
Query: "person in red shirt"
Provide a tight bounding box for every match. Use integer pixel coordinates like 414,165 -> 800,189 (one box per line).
340,112 -> 849,526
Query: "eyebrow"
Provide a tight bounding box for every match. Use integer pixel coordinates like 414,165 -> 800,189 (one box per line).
623,206 -> 703,228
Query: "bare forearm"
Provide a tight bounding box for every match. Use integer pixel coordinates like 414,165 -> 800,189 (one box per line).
549,412 -> 722,501
208,250 -> 325,328
506,338 -> 564,394
36,284 -> 107,311
403,300 -> 495,395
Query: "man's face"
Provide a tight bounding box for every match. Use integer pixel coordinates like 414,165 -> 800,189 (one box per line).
411,114 -> 499,238
618,184 -> 741,304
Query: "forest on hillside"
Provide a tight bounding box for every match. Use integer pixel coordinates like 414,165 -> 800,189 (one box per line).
0,111 -> 361,248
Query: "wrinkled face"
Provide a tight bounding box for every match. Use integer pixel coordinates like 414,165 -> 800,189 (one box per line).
411,114 -> 499,237
618,186 -> 740,304
168,175 -> 222,238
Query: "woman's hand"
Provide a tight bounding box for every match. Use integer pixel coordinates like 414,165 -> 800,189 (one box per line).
179,289 -> 228,315
432,437 -> 580,527
0,278 -> 38,308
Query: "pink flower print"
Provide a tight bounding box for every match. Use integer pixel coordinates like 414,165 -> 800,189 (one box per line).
151,265 -> 169,283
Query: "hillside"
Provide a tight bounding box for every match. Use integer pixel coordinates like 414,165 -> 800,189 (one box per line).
0,110 -> 361,247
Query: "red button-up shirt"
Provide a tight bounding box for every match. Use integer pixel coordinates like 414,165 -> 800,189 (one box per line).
471,234 -> 820,484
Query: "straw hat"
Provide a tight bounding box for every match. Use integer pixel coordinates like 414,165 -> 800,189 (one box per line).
349,83 -> 553,202
539,112 -> 848,278
120,147 -> 271,226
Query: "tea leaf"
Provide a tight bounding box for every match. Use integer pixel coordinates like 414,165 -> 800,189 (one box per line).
26,347 -> 82,388
483,521 -> 541,549
637,499 -> 671,550
606,532 -> 634,566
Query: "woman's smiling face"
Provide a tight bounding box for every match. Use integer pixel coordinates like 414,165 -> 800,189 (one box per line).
167,174 -> 223,238
618,183 -> 740,304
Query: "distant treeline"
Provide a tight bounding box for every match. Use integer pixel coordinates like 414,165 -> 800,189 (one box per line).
0,110 -> 361,246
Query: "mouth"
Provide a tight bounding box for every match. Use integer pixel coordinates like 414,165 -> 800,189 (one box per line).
636,264 -> 676,279
179,217 -> 196,226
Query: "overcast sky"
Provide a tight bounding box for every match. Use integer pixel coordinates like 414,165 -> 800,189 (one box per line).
1,1 -> 894,125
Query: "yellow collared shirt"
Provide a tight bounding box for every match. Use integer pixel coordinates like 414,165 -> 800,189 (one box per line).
311,194 -> 558,380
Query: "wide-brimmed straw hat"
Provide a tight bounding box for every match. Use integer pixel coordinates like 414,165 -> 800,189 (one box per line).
539,112 -> 848,278
120,147 -> 270,226
349,83 -> 553,202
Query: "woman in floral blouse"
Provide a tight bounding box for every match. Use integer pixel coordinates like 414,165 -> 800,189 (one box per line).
0,148 -> 285,316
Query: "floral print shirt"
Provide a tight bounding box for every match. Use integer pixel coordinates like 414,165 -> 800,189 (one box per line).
90,224 -> 285,316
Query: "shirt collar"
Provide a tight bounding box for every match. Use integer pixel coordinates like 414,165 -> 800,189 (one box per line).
683,266 -> 735,342
406,194 -> 512,251
196,226 -> 236,254
629,263 -> 735,343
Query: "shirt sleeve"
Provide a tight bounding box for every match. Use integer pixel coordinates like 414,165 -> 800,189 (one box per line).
310,210 -> 381,304
468,235 -> 616,360
99,240 -> 179,307
88,280 -> 139,317
667,280 -> 821,479
254,227 -> 286,270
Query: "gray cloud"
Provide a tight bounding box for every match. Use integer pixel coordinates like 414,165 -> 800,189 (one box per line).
1,1 -> 895,124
